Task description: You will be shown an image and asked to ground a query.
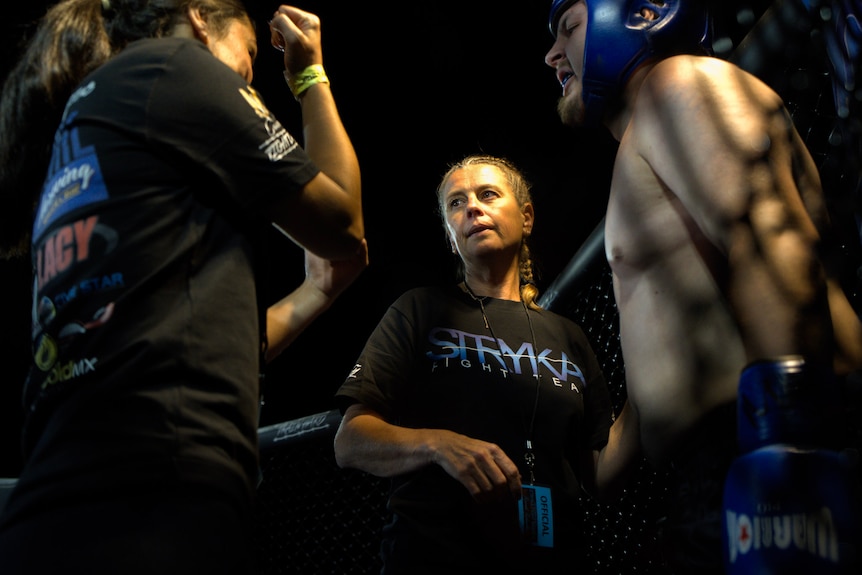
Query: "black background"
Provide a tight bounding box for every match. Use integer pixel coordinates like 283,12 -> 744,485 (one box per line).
0,1 -> 770,477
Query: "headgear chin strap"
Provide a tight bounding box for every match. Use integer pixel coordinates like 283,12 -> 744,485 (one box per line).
548,0 -> 713,124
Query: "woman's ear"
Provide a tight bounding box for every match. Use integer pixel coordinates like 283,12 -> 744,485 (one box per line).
186,7 -> 210,44
522,203 -> 535,237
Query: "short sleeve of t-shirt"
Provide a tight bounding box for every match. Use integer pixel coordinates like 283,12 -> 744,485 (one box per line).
334,291 -> 422,420
97,39 -> 319,219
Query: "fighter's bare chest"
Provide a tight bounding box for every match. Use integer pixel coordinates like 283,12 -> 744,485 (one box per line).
605,148 -> 694,273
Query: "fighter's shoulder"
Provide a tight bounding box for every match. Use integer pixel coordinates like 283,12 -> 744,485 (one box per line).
628,56 -> 711,137
635,55 -> 778,134
647,54 -> 733,80
643,55 -> 774,103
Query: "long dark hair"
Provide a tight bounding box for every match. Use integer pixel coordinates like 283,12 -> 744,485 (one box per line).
0,0 -> 250,259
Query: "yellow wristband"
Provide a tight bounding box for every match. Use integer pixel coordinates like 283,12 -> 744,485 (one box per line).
286,64 -> 329,100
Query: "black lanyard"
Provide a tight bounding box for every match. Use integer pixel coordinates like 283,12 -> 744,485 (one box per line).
463,282 -> 542,484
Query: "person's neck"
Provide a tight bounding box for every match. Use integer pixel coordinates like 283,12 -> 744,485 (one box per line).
462,273 -> 520,302
606,61 -> 653,141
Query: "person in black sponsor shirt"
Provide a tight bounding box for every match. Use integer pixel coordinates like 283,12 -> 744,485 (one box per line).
334,154 -> 639,574
0,1 -> 365,573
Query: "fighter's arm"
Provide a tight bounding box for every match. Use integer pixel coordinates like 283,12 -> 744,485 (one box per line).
826,277 -> 862,375
334,403 -> 523,503
587,400 -> 643,501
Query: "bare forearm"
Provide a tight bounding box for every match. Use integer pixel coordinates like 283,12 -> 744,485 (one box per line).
265,279 -> 331,362
299,84 -> 360,197
333,411 -> 436,477
297,84 -> 363,241
335,404 -> 523,501
268,83 -> 363,258
593,401 -> 642,500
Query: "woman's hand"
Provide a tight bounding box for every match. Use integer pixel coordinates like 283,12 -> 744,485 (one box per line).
269,5 -> 323,76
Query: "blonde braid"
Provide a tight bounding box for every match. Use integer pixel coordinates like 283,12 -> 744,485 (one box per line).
520,242 -> 541,310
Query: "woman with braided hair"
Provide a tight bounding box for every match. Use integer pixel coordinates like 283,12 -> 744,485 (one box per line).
334,154 -> 639,574
0,1 -> 366,572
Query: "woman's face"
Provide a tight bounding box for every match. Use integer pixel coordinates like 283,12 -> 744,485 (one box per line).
441,164 -> 533,265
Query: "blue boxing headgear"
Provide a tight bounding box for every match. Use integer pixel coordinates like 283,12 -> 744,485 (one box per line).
548,0 -> 713,123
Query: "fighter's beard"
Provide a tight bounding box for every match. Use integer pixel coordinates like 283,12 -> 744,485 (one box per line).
556,92 -> 585,127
